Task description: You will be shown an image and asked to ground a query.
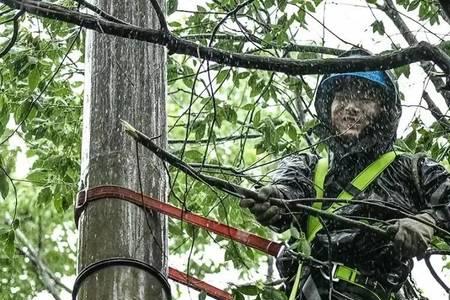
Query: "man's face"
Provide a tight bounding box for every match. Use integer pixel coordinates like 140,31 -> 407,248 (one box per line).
330,87 -> 382,139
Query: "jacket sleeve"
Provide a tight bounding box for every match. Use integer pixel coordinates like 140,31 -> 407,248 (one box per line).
417,157 -> 450,233
268,153 -> 318,232
272,153 -> 318,199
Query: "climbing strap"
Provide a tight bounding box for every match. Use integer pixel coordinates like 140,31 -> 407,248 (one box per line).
320,264 -> 394,300
306,151 -> 397,242
289,151 -> 397,300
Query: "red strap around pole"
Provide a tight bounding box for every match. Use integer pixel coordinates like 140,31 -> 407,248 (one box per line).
76,185 -> 282,256
75,185 -> 283,300
169,267 -> 232,300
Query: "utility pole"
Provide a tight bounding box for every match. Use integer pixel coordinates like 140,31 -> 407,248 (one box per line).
76,0 -> 168,298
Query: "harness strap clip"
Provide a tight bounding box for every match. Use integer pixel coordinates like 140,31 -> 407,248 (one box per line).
320,262 -> 343,282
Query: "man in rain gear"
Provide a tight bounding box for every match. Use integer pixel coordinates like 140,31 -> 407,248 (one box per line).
240,49 -> 450,300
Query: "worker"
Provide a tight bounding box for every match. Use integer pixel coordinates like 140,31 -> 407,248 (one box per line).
240,49 -> 450,299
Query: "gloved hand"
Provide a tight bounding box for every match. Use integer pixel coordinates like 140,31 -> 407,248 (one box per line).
239,184 -> 287,226
386,213 -> 436,259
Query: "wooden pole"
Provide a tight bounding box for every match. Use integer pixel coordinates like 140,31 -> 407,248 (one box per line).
77,0 -> 168,298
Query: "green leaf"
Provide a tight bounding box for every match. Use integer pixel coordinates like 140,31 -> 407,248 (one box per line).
232,291 -> 245,300
11,219 -> 19,230
192,121 -> 206,141
37,187 -> 53,205
262,287 -> 287,300
4,230 -> 15,258
0,172 -> 9,200
418,2 -> 429,19
28,67 -> 40,92
253,110 -> 261,127
277,0 -> 287,11
54,195 -> 64,213
305,1 -> 315,12
371,20 -> 385,35
237,285 -> 259,295
0,225 -> 9,237
168,21 -> 181,28
299,232 -> 311,256
255,142 -> 265,155
287,123 -> 298,141
394,64 -> 411,79
185,149 -> 204,161
198,291 -> 207,300
167,0 -> 178,15
290,226 -> 301,239
404,129 -> 417,150
224,105 -> 238,124
237,71 -> 250,79
26,169 -> 47,184
241,103 -> 254,111
217,69 -> 230,84
408,0 -> 420,11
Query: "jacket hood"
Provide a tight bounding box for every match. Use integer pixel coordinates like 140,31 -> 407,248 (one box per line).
314,49 -> 401,159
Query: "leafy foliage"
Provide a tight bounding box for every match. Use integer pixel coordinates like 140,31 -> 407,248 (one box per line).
0,0 -> 449,299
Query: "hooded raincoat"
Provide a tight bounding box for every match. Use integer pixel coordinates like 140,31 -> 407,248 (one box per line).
270,51 -> 450,300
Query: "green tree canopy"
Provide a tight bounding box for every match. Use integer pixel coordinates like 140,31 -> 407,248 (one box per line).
0,0 -> 449,299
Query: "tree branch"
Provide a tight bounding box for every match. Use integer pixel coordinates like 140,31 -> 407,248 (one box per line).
189,163 -> 262,185
2,0 -> 450,77
422,91 -> 450,127
168,134 -> 262,144
5,215 -> 72,300
121,120 -> 389,238
437,0 -> 450,22
381,0 -> 450,108
73,0 -> 128,25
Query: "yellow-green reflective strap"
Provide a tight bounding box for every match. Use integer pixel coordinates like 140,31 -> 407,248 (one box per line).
306,151 -> 396,242
335,265 -> 359,282
334,266 -> 384,300
305,158 -> 329,239
288,262 -> 303,300
289,151 -> 397,300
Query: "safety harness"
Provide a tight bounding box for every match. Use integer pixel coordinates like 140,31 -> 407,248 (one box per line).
289,151 -> 397,300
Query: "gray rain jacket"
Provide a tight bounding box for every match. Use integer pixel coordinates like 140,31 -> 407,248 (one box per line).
271,56 -> 450,292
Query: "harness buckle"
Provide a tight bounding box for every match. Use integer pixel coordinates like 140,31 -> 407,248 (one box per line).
320,262 -> 343,282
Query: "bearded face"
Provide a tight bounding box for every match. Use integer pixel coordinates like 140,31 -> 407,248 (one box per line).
330,86 -> 383,140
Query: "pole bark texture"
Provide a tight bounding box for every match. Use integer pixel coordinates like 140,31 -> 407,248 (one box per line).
77,0 -> 168,298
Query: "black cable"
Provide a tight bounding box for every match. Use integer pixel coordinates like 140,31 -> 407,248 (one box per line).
424,249 -> 450,295
135,141 -> 167,259
0,9 -> 24,58
72,257 -> 171,300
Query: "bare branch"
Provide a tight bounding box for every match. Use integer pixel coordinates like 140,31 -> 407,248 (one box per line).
422,91 -> 450,127
73,0 -> 128,25
381,0 -> 450,108
168,134 -> 262,144
122,120 -> 389,238
208,0 -> 254,47
437,0 -> 450,22
2,0 -> 450,77
5,215 -> 72,300
189,163 -> 262,185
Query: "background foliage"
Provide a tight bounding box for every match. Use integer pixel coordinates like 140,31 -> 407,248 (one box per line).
0,0 -> 449,299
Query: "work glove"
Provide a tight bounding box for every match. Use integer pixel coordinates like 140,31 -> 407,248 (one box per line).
386,213 -> 436,259
239,184 -> 287,226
